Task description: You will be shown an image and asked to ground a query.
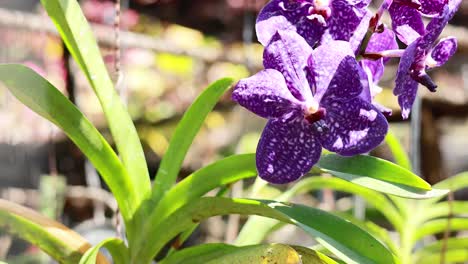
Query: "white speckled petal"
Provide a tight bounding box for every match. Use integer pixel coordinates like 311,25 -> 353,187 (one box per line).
232,69 -> 302,120
308,41 -> 361,102
263,30 -> 314,102
428,37 -> 457,68
256,119 -> 321,184
388,3 -> 424,45
256,0 -> 325,47
393,41 -> 419,119
324,0 -> 372,52
319,97 -> 388,155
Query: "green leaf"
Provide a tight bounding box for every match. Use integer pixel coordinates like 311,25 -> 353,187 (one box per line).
415,249 -> 468,264
135,197 -> 396,264
165,178 -> 238,258
205,244 -> 300,264
161,244 -> 312,264
291,246 -> 339,264
236,176 -> 403,245
160,244 -> 238,264
317,154 -> 448,198
423,172 -> 468,205
79,238 -> 129,264
0,199 -> 109,264
40,0 -> 151,212
413,218 -> 468,244
151,78 -> 234,206
134,154 -> 256,259
423,201 -> 468,221
432,172 -> 468,191
150,154 -> 256,227
414,237 -> 468,262
385,131 -> 411,171
0,64 -> 134,224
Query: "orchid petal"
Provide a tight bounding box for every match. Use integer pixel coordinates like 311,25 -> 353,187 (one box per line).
319,98 -> 388,155
394,42 -> 419,118
308,41 -> 361,102
421,0 -> 461,50
232,69 -> 303,120
428,37 -> 457,68
389,3 -> 425,45
420,0 -> 448,17
256,0 -> 325,46
264,30 -> 313,101
256,119 -> 321,184
324,0 -> 372,51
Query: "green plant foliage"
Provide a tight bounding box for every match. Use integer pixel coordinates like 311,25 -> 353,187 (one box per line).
384,131 -> 412,171
0,199 -> 108,264
0,64 -> 134,223
317,154 -> 449,198
235,176 -> 403,246
159,243 -> 334,264
40,0 -> 151,217
151,78 -> 234,206
136,197 -> 396,264
79,238 -> 129,264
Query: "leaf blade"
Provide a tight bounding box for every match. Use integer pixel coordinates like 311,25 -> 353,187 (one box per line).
0,199 -> 109,264
151,78 -> 234,206
318,154 -> 430,191
40,0 -> 151,209
385,131 -> 412,170
136,197 -> 396,264
134,154 -> 257,258
236,176 -> 403,245
79,238 -> 129,264
0,64 -> 134,222
317,154 -> 448,199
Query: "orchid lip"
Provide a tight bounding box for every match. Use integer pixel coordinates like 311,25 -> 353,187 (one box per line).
305,106 -> 327,124
410,69 -> 438,92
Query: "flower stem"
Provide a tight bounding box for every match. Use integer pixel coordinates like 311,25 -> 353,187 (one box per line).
362,49 -> 405,60
358,0 -> 393,59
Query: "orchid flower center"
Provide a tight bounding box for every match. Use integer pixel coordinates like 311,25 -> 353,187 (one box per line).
307,0 -> 331,24
304,102 -> 328,133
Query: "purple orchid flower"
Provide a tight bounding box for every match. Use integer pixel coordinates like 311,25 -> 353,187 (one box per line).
394,0 -> 460,119
255,0 -> 372,51
232,30 -> 388,184
388,0 -> 449,45
359,26 -> 398,116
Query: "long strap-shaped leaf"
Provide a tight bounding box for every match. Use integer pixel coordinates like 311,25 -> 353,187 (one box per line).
150,78 -> 234,206
135,197 -> 396,264
79,238 -> 129,264
414,237 -> 468,263
413,218 -> 468,244
235,176 -> 403,246
385,131 -> 412,171
160,243 -> 337,264
317,154 -> 448,199
150,154 -> 256,227
40,0 -> 151,211
0,199 -> 108,264
0,64 -> 133,223
133,154 -> 256,259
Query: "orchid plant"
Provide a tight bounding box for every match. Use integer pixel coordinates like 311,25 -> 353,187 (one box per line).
0,0 -> 461,263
